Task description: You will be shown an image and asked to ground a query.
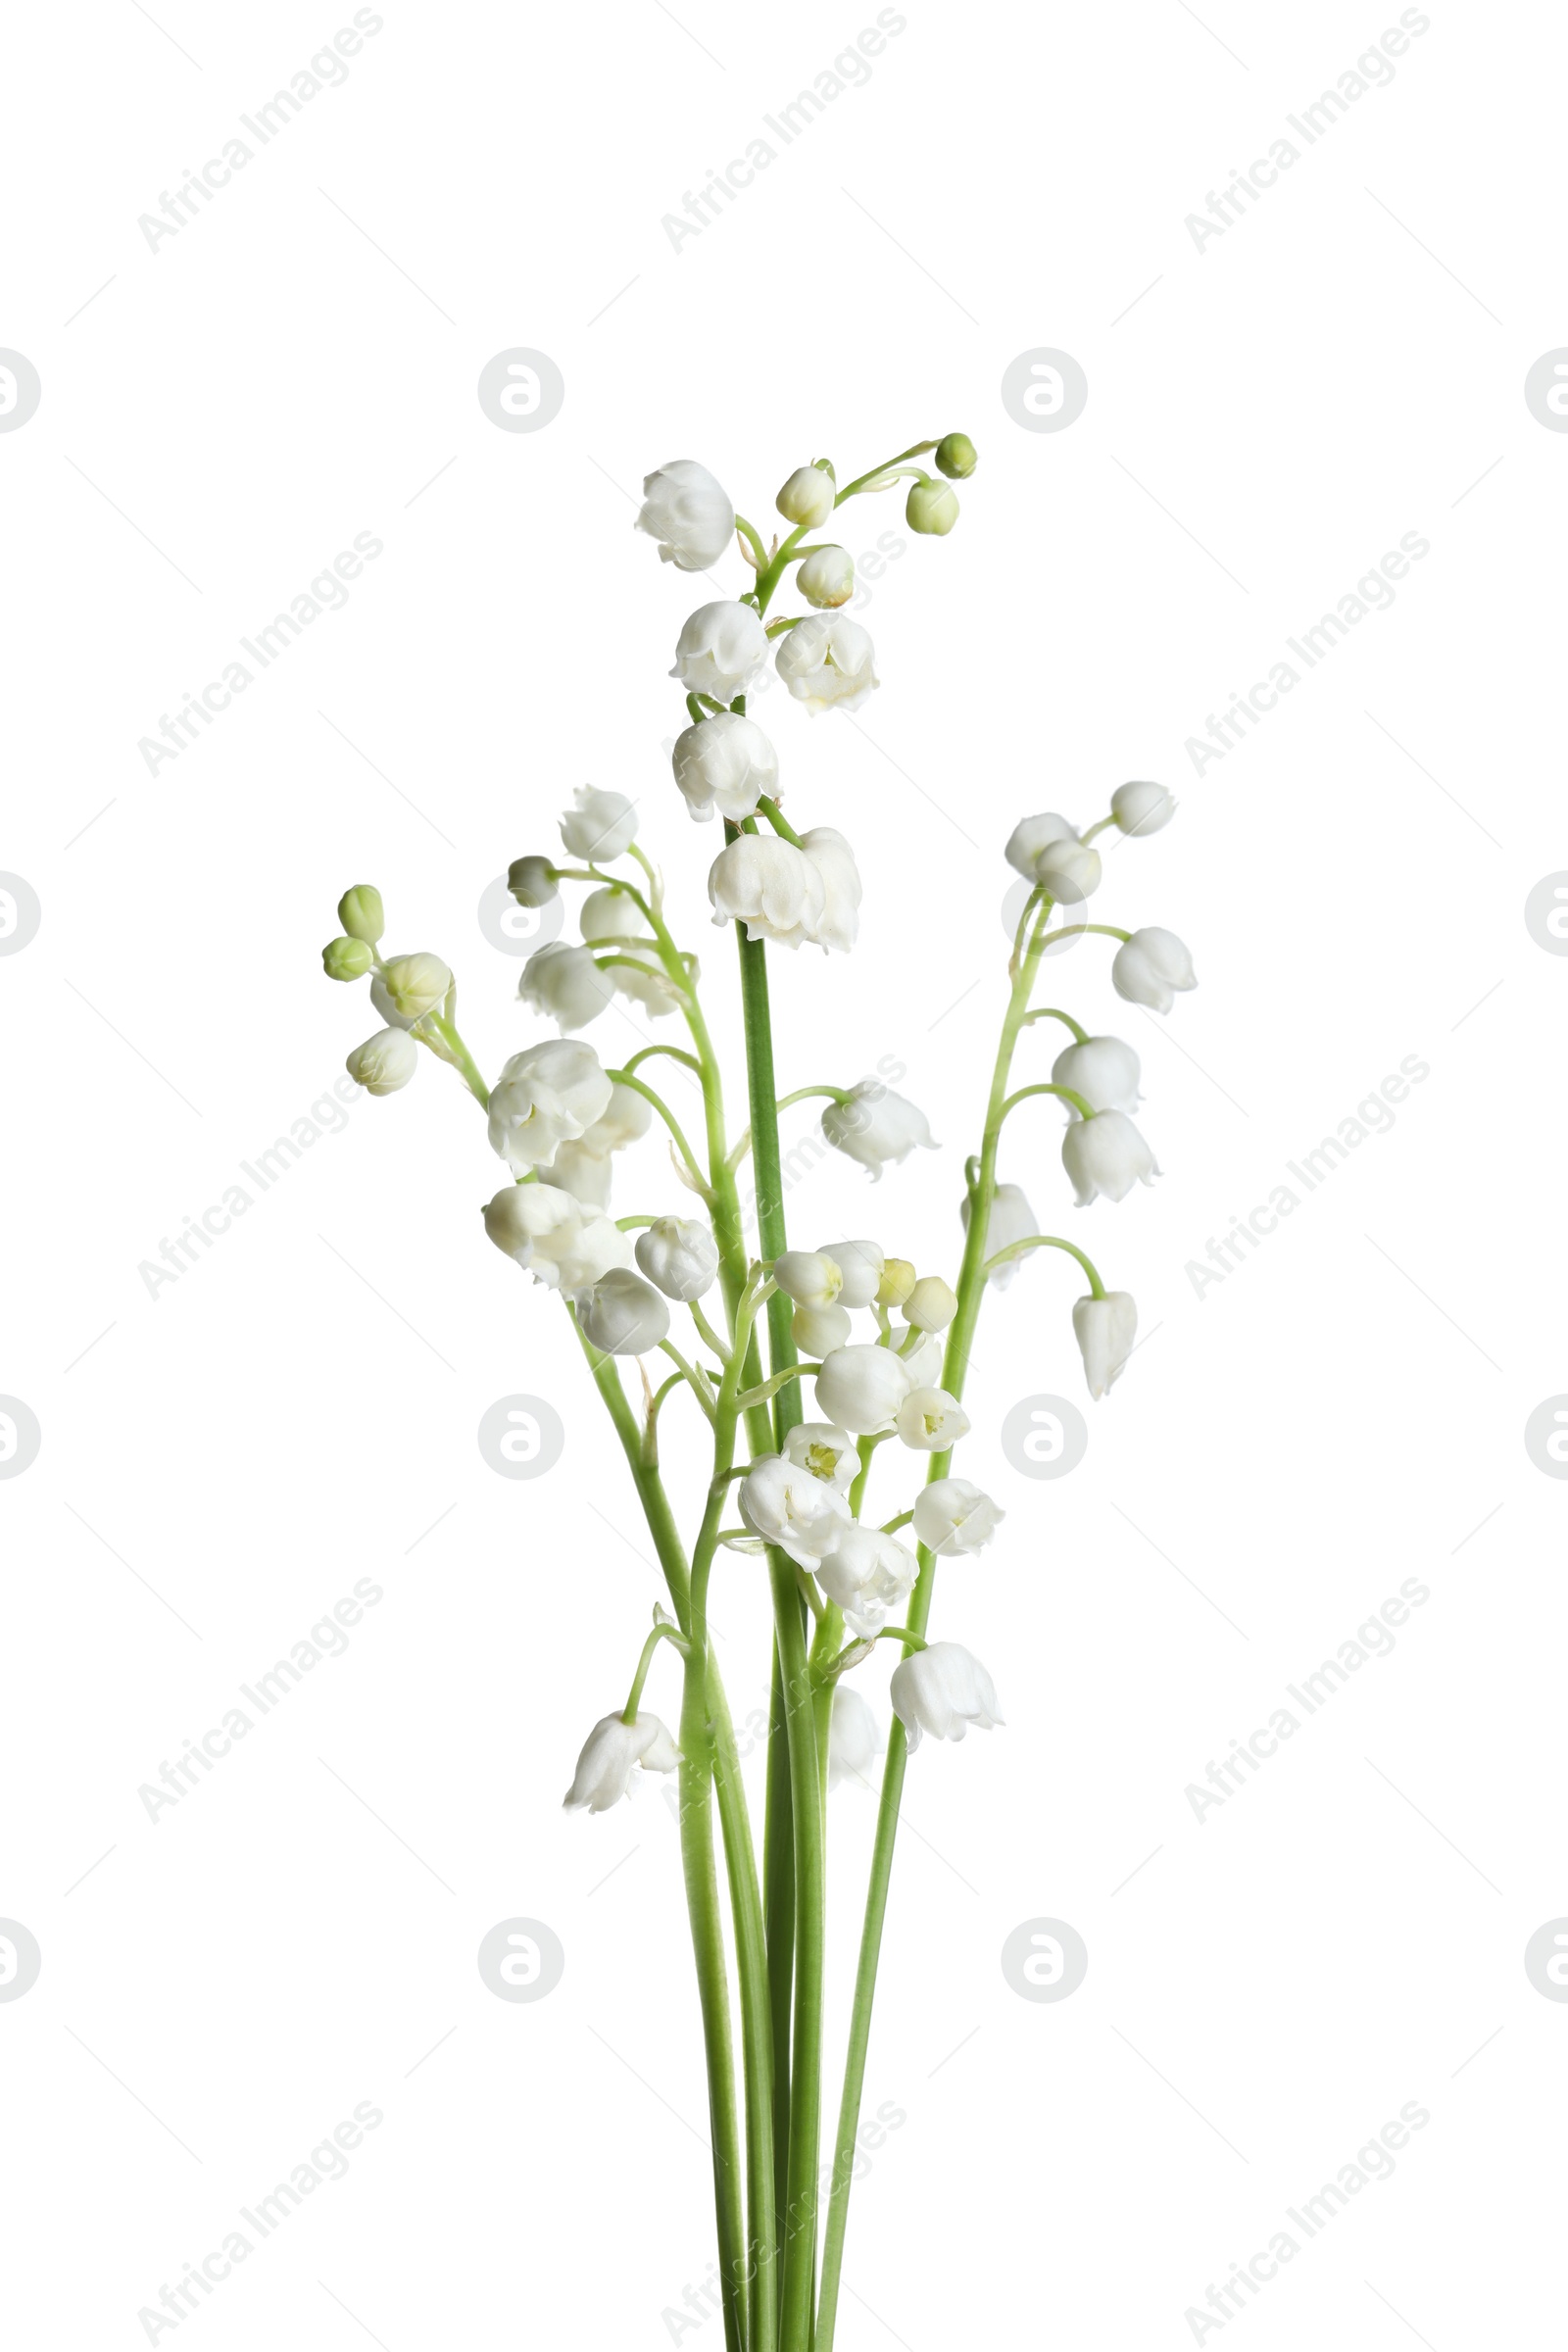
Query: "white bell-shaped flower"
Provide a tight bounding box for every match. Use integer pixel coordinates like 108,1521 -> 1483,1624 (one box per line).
671,712 -> 778,823
564,1711 -> 682,1811
482,1182 -> 631,1293
891,1642 -> 1003,1750
815,1521 -> 918,1637
775,613 -> 878,714
960,1180 -> 1040,1291
1004,813 -> 1077,882
634,459 -> 735,572
814,1345 -> 912,1436
777,465 -> 837,528
827,1684 -> 881,1791
372,953 -> 452,1026
1061,1109 -> 1159,1206
1110,780 -> 1175,836
799,827 -> 862,953
1072,1291 -> 1138,1399
709,835 -> 825,950
819,1239 -> 883,1308
671,601 -> 770,703
635,1216 -> 719,1301
1111,926 -> 1197,1013
912,1477 -> 1004,1556
797,545 -> 855,609
894,1387 -> 970,1452
487,1040 -> 612,1173
580,889 -> 681,1016
1051,1036 -> 1142,1115
560,786 -> 638,862
578,1267 -> 672,1356
738,1455 -> 852,1568
518,941 -> 615,1033
821,1083 -> 935,1179
782,1422 -> 860,1493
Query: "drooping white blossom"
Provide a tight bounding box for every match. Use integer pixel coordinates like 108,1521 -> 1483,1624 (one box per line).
482,1181 -> 631,1292
580,889 -> 681,1015
671,712 -> 778,823
518,941 -> 615,1032
636,1216 -> 719,1301
578,1267 -> 672,1356
773,1251 -> 844,1307
709,835 -> 825,950
905,1277 -> 957,1333
564,1711 -> 682,1811
821,1239 -> 883,1308
1061,1109 -> 1159,1206
1004,813 -> 1078,883
635,460 -> 735,572
1111,926 -> 1198,1013
1032,834 -> 1102,904
345,1028 -> 418,1096
560,786 -> 639,862
488,1040 -> 612,1173
912,1477 -> 1004,1556
782,1422 -> 860,1494
799,827 -> 862,953
795,1302 -> 853,1357
814,1345 -> 911,1436
1111,780 -> 1176,836
738,1455 -> 852,1568
671,601 -> 770,703
816,1521 -> 918,1638
1072,1291 -> 1138,1399
827,1684 -> 881,1791
891,1642 -> 1003,1750
1051,1036 -> 1142,1116
775,613 -> 878,714
895,1387 -> 970,1451
821,1084 -> 935,1179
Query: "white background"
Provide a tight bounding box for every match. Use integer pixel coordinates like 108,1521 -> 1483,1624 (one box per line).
3,1 -> 1564,2344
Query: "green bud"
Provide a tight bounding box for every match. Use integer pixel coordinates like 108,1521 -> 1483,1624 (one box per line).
877,1256 -> 916,1308
935,432 -> 978,479
322,935 -> 375,982
508,856 -> 558,908
338,885 -> 385,943
906,480 -> 959,536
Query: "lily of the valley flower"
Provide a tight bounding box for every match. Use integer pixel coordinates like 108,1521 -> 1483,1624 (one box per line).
820,1239 -> 883,1307
518,940 -> 614,1032
905,1276 -> 957,1332
776,464 -> 836,529
961,1180 -> 1039,1290
671,712 -> 778,823
1072,1291 -> 1139,1399
739,1454 -> 851,1567
895,1387 -> 970,1451
508,855 -> 558,907
799,827 -> 862,953
816,1521 -> 918,1637
487,1040 -> 612,1174
1004,813 -> 1077,882
906,479 -> 959,535
546,1080 -> 653,1207
564,1710 -> 682,1812
1050,1035 -> 1142,1115
345,1028 -> 418,1095
890,1642 -> 1003,1750
635,460 -> 735,572
783,1422 -> 860,1493
797,545 -> 855,608
912,1477 -> 1004,1555
821,1083 -> 936,1178
372,952 -> 451,1025
635,1216 -> 719,1301
775,613 -> 878,714
672,601 -> 770,703
709,835 -> 825,949
795,1302 -> 852,1356
1111,926 -> 1198,1013
1061,1108 -> 1158,1206
827,1684 -> 881,1791
1111,779 -> 1175,836
578,1266 -> 672,1355
560,786 -> 638,862
774,1250 -> 843,1306
814,1345 -> 911,1436
482,1181 -> 631,1292
1032,833 -> 1102,904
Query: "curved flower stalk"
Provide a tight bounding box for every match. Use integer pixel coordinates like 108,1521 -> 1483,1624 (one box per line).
318,424 -> 1201,2352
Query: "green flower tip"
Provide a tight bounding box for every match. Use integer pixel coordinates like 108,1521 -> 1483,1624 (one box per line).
322,935 -> 374,982
906,479 -> 959,536
337,884 -> 384,943
935,432 -> 977,479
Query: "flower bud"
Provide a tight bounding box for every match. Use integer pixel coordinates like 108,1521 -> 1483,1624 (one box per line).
636,1216 -> 719,1302
777,465 -> 836,529
337,885 -> 384,943
774,1250 -> 843,1307
1032,835 -> 1101,904
1004,813 -> 1077,882
518,941 -> 614,1032
906,479 -> 959,536
905,1276 -> 957,1332
814,1345 -> 910,1436
1051,1036 -> 1141,1116
1110,780 -> 1176,837
828,1685 -> 881,1791
1060,1109 -> 1159,1206
1072,1290 -> 1138,1399
795,1302 -> 853,1357
378,953 -> 451,1022
877,1256 -> 916,1307
345,1028 -> 417,1096
509,856 -> 559,907
322,935 -> 374,982
822,1239 -> 883,1308
935,432 -> 978,479
1111,926 -> 1198,1013
890,1642 -> 1002,1750
560,786 -> 638,862
564,1711 -> 682,1811
797,545 -> 855,608
577,1267 -> 671,1356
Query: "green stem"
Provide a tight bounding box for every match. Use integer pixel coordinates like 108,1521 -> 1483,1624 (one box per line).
621,1620 -> 688,1719
981,1234 -> 1106,1298
1022,1006 -> 1089,1041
